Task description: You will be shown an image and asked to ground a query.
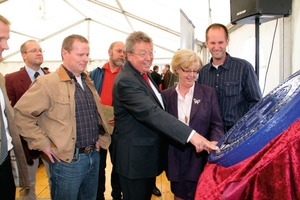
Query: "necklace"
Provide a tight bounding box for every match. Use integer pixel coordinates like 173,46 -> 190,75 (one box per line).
184,115 -> 188,124
177,84 -> 192,124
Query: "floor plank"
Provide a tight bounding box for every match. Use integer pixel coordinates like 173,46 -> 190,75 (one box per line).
16,152 -> 174,200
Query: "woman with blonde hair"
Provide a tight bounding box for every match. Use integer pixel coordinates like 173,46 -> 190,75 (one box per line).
162,49 -> 224,200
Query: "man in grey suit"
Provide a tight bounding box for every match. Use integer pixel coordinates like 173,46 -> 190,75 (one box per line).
0,15 -> 29,200
112,31 -> 220,200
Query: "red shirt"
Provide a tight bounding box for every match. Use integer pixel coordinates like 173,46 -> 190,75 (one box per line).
100,63 -> 121,106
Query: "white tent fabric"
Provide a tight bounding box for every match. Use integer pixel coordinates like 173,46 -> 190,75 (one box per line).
0,0 -> 230,68
1,0 -> 300,98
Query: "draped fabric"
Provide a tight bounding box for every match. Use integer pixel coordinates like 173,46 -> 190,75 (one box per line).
195,118 -> 300,200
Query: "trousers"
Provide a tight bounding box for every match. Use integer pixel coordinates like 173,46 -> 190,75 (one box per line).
49,150 -> 100,200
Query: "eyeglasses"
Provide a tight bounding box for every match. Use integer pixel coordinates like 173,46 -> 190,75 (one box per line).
132,51 -> 154,59
24,49 -> 44,54
180,67 -> 199,74
115,49 -> 125,54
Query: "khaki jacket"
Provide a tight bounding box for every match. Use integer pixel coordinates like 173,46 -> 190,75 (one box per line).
14,65 -> 111,163
0,74 -> 29,188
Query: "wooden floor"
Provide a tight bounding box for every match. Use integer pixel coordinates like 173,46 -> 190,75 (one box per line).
16,153 -> 174,200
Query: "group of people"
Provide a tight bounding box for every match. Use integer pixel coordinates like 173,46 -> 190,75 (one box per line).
150,64 -> 177,91
0,14 -> 262,200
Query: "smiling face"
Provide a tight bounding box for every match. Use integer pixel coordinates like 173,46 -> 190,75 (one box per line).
206,27 -> 229,65
171,49 -> 202,89
127,41 -> 154,74
177,61 -> 200,88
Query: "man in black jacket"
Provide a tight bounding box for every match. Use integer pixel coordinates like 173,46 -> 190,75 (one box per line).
150,65 -> 162,89
112,31 -> 219,200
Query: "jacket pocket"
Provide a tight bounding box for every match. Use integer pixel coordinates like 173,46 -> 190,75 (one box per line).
51,96 -> 71,120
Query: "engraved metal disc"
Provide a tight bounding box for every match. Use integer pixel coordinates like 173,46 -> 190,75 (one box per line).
209,70 -> 300,167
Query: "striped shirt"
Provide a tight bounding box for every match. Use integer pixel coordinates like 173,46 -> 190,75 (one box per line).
198,53 -> 262,128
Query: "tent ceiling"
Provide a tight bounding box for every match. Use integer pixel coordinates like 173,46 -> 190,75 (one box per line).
0,0 -> 230,63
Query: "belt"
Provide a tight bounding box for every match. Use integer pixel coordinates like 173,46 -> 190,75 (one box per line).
75,145 -> 96,154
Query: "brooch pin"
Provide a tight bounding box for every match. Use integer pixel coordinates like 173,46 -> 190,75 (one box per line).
193,98 -> 201,104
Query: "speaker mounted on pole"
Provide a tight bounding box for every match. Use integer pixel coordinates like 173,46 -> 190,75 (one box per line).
230,0 -> 292,25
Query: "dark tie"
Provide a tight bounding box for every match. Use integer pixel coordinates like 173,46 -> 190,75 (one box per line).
142,73 -> 151,86
34,71 -> 40,79
0,103 -> 8,164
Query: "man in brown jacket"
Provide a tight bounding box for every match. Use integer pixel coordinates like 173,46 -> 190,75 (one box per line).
14,34 -> 111,200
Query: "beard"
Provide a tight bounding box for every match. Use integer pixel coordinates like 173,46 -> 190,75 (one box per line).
113,59 -> 124,67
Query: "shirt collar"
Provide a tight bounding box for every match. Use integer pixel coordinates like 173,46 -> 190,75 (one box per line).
175,82 -> 195,100
102,62 -> 121,74
25,66 -> 44,81
209,52 -> 231,70
62,65 -> 86,83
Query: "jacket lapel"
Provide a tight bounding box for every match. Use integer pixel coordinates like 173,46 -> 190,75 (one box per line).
19,68 -> 32,91
127,62 -> 164,109
190,83 -> 202,122
168,88 -> 179,118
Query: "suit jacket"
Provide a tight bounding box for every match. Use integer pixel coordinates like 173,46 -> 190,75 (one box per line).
112,61 -> 193,179
0,74 -> 29,188
162,83 -> 224,182
5,67 -> 50,107
5,67 -> 49,160
150,71 -> 162,88
5,67 -> 32,107
162,70 -> 172,90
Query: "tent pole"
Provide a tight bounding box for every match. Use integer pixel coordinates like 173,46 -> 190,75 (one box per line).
255,17 -> 260,80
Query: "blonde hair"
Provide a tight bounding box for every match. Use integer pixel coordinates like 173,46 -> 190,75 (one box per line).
171,49 -> 202,75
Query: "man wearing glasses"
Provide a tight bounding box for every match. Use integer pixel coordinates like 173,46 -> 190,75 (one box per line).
5,39 -> 50,200
90,41 -> 125,200
112,31 -> 220,200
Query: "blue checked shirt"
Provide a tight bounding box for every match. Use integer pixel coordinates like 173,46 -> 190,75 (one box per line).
64,68 -> 99,148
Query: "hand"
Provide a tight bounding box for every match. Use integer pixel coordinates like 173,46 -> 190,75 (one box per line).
189,133 -> 220,154
42,146 -> 61,163
107,117 -> 115,126
95,140 -> 101,151
206,141 -> 220,154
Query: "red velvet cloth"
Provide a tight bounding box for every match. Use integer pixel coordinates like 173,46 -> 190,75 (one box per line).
195,119 -> 300,200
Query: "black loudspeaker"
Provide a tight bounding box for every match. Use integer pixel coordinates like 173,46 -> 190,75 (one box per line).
230,0 -> 292,24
